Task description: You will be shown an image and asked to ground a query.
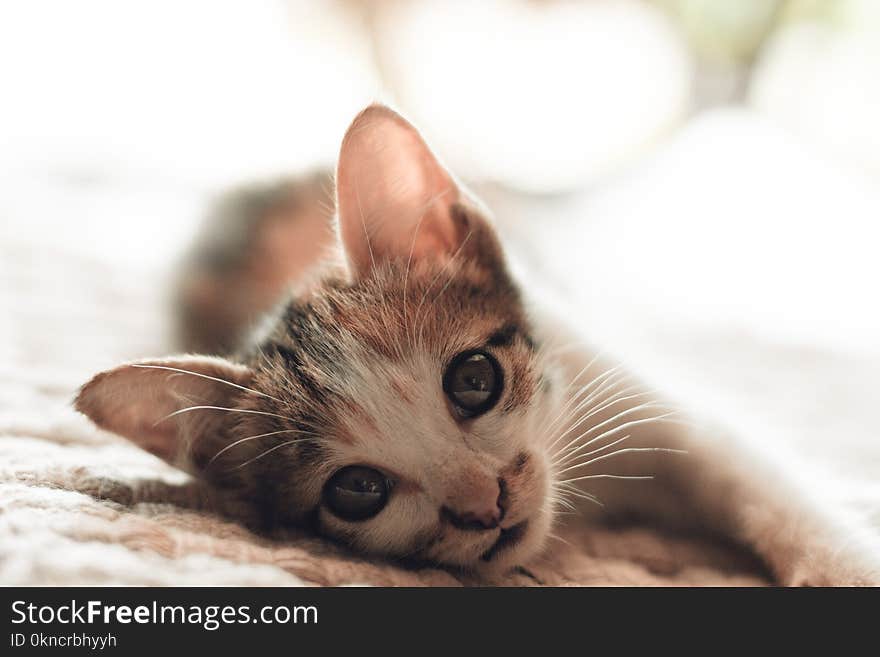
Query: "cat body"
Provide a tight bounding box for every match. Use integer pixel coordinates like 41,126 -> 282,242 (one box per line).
76,106 -> 880,584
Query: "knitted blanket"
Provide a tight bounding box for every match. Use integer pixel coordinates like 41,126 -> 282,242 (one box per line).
2,185 -> 877,586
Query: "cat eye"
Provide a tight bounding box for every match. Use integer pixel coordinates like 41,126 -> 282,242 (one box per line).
323,465 -> 389,522
443,350 -> 503,418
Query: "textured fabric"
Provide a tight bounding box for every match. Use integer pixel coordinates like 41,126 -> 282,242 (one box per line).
0,241 -> 771,586
3,208 -> 878,586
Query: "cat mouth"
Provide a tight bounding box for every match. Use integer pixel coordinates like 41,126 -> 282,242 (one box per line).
480,520 -> 529,562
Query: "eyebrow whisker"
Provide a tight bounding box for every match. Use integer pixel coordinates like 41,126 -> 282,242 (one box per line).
229,437 -> 321,471
131,364 -> 283,403
155,405 -> 299,427
208,428 -> 318,466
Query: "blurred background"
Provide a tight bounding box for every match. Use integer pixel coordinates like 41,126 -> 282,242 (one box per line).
1,1 -> 878,479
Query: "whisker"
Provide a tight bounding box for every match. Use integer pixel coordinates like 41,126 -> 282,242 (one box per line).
564,383 -> 650,427
556,446 -> 687,476
553,433 -> 632,467
546,364 -> 623,430
552,398 -> 640,465
550,387 -> 652,460
551,388 -> 659,455
228,437 -> 321,471
131,364 -> 282,403
545,377 -> 637,455
207,428 -> 317,466
544,365 -> 626,449
550,496 -> 577,512
155,405 -> 299,427
553,483 -> 604,507
554,405 -> 674,463
562,351 -> 606,395
557,474 -> 655,483
559,412 -> 679,464
547,532 -> 575,548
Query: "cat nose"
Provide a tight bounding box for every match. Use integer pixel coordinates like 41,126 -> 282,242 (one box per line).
442,478 -> 506,531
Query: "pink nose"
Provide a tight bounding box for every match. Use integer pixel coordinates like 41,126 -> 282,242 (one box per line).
442,478 -> 506,531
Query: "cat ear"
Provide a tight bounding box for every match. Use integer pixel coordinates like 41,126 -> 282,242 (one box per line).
335,104 -> 468,278
74,355 -> 254,474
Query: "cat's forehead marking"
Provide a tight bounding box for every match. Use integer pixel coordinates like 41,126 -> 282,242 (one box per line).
486,323 -> 520,348
253,254 -> 541,430
484,322 -> 536,353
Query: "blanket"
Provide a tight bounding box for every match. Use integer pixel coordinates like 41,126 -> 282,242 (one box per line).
2,181 -> 878,586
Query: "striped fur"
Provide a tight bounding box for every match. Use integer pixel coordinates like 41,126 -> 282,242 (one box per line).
76,106 -> 560,574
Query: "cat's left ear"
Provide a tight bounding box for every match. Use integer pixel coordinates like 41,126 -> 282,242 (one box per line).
74,355 -> 254,475
336,104 -> 503,279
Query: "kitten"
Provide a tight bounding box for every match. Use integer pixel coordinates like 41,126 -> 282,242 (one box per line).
75,105 -> 880,584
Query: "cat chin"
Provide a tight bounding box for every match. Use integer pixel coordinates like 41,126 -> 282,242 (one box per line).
469,512 -> 552,577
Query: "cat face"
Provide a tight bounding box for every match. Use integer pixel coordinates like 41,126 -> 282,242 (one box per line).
75,106 -> 564,574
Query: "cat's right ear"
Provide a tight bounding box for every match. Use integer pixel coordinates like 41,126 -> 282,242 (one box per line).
74,356 -> 254,475
335,104 -> 505,280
